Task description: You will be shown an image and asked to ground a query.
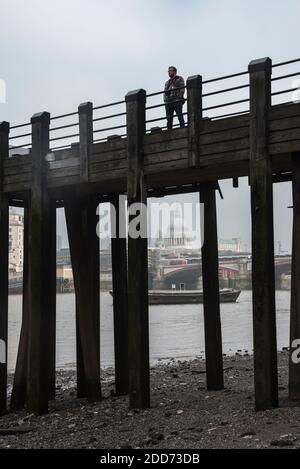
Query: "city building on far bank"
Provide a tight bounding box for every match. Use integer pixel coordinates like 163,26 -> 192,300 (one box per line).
218,237 -> 242,253
9,208 -> 24,274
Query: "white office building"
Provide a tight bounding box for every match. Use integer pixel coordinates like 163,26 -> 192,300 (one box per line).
9,209 -> 24,273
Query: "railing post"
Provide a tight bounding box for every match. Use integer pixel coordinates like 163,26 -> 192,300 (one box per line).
187,75 -> 202,167
78,102 -> 93,182
0,121 -> 9,416
248,57 -> 278,411
27,111 -> 53,415
289,152 -> 300,400
125,89 -> 150,409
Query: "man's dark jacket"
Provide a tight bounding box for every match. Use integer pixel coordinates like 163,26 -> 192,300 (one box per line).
164,75 -> 185,103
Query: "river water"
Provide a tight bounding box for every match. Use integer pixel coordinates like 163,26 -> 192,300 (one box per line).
7,290 -> 291,372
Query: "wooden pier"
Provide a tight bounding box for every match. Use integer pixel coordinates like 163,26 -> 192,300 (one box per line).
1,56 -> 300,415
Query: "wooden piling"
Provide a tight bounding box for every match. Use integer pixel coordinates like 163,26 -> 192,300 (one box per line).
75,101 -> 99,398
126,89 -> 150,409
48,202 -> 57,400
249,57 -> 278,410
0,122 -> 9,416
289,152 -> 300,400
75,302 -> 86,398
111,194 -> 128,395
88,196 -> 100,386
64,194 -> 101,401
187,75 -> 202,167
10,201 -> 52,409
10,206 -> 29,410
200,182 -> 224,390
27,112 -> 53,415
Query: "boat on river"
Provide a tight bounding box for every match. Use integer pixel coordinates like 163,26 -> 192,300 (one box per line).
109,288 -> 241,304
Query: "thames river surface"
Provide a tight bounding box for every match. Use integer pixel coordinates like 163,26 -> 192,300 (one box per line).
7,290 -> 291,372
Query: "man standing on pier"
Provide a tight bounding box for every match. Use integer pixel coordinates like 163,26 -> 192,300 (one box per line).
164,66 -> 185,130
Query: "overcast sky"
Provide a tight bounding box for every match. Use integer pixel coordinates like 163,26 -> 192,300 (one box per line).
1,0 -> 298,252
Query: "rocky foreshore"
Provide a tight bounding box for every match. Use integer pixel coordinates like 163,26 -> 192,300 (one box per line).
1,351 -> 300,449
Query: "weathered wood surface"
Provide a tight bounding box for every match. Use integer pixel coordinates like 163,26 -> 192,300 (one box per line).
126,89 -> 150,409
64,194 -> 101,402
10,206 -> 29,410
187,75 -> 202,166
0,426 -> 36,435
289,152 -> 300,400
2,102 -> 300,195
26,112 -> 53,415
249,57 -> 278,411
111,195 -> 129,396
200,183 -> 224,391
0,122 -> 9,416
78,102 -> 93,182
48,202 -> 57,400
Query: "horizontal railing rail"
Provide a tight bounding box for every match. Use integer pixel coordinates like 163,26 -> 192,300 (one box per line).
48,110 -> 80,151
271,58 -> 300,106
6,57 -> 300,154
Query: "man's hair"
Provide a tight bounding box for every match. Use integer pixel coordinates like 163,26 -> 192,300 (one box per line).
168,66 -> 177,73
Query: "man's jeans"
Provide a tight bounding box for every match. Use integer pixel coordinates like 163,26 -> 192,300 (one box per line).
165,100 -> 185,129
